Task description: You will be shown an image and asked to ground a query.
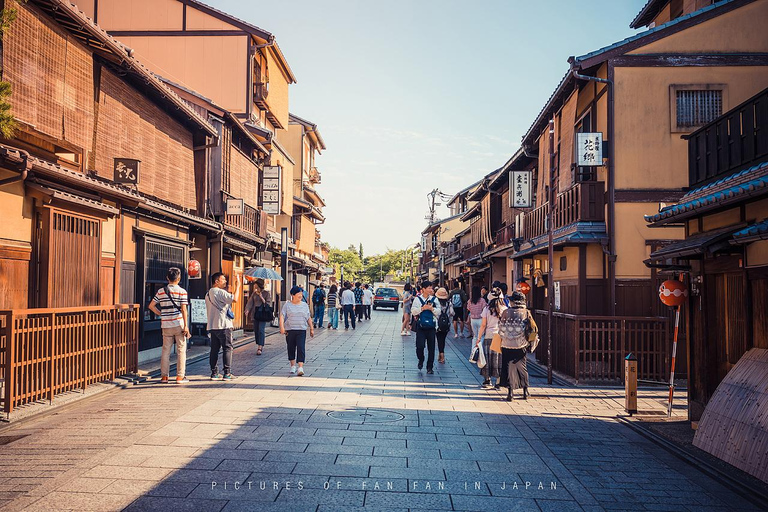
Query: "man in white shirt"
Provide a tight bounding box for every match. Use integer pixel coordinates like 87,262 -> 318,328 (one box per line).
340,282 -> 357,330
206,271 -> 241,380
410,280 -> 441,374
362,284 -> 374,320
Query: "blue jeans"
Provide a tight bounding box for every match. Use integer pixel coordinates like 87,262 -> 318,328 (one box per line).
254,321 -> 266,346
343,304 -> 356,329
313,304 -> 325,327
328,307 -> 339,329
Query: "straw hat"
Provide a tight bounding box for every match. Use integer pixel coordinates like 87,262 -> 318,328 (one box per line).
435,287 -> 449,299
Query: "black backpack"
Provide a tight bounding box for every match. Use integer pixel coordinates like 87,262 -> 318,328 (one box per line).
437,304 -> 451,333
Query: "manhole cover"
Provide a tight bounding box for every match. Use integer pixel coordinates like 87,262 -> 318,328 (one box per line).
327,408 -> 405,424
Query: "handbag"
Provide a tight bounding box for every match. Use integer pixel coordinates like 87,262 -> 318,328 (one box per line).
490,333 -> 502,353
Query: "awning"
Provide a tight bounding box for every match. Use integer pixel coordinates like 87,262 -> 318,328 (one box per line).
731,219 -> 768,245
26,181 -> 120,216
647,224 -> 743,261
223,235 -> 257,254
512,230 -> 608,260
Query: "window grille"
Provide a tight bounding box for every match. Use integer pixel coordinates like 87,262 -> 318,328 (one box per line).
676,89 -> 722,128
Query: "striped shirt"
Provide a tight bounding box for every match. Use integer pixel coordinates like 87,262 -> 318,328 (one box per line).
327,292 -> 338,308
151,284 -> 188,329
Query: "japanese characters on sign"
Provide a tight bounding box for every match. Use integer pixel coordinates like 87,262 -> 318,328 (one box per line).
226,198 -> 244,216
114,158 -> 140,184
577,133 -> 603,166
262,165 -> 282,215
509,170 -> 532,208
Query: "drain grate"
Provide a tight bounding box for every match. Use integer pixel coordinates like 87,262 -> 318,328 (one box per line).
327,408 -> 405,424
327,358 -> 365,363
0,435 -> 28,446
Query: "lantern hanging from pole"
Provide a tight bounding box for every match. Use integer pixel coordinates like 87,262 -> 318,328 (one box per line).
659,279 -> 688,307
516,281 -> 531,295
188,259 -> 201,279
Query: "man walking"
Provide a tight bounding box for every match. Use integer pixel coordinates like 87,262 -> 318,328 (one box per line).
362,284 -> 374,320
340,281 -> 356,330
148,267 -> 189,384
411,280 -> 441,374
206,271 -> 241,380
449,281 -> 468,337
353,282 -> 365,322
312,284 -> 326,328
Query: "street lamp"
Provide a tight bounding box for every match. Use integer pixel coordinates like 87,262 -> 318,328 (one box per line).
281,227 -> 288,307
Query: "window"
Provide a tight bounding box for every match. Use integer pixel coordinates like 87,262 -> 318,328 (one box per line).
671,86 -> 725,131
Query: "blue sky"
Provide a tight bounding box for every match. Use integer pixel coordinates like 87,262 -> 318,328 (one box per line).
209,0 -> 647,255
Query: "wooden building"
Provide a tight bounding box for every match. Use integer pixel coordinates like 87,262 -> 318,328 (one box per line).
0,0 -> 220,358
645,86 -> 768,422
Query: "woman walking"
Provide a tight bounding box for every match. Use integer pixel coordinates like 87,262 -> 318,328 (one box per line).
244,278 -> 271,356
498,291 -> 537,401
434,287 -> 454,364
466,286 -> 487,348
401,283 -> 414,336
475,291 -> 506,388
279,286 -> 314,376
326,284 -> 340,329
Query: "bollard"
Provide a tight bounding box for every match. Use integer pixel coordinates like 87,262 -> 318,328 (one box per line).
625,353 -> 637,415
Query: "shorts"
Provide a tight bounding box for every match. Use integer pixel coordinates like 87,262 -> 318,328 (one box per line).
453,307 -> 464,321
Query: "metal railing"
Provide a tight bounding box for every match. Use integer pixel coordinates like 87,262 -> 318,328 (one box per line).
0,305 -> 140,414
533,310 -> 669,383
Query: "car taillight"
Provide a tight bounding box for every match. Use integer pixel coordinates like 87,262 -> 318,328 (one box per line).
374,296 -> 382,300
389,297 -> 398,300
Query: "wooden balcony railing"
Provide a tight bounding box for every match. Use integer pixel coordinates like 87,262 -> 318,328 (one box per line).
688,87 -> 768,188
522,181 -> 605,241
533,310 -> 669,383
463,243 -> 484,260
223,202 -> 268,239
494,224 -> 516,246
0,305 -> 139,414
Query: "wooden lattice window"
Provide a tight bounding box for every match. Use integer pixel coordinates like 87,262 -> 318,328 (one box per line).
671,85 -> 727,132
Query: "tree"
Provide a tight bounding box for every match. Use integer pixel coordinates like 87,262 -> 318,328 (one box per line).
0,2 -> 21,139
329,245 -> 363,283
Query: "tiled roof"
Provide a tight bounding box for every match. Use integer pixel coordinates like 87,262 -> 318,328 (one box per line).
648,225 -> 741,260
732,219 -> 768,242
645,160 -> 768,224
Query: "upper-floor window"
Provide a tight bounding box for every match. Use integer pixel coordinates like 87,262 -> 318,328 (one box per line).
672,86 -> 725,131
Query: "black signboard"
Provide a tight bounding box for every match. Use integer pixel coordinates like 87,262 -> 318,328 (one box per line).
114,158 -> 141,184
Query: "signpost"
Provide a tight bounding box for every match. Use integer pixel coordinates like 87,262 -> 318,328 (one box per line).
262,165 -> 282,215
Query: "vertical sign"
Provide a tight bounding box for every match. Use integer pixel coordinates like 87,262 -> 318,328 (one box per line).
577,133 -> 603,166
554,281 -> 561,311
510,171 -> 532,208
420,236 -> 426,252
262,165 -> 282,214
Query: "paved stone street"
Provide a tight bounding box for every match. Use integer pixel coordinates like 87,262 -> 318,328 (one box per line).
0,311 -> 757,512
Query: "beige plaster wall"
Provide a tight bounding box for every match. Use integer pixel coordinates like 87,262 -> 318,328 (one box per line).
0,174 -> 33,246
746,199 -> 768,223
615,203 -> 684,278
95,0 -> 183,31
265,46 -> 290,128
702,208 -> 740,232
747,240 -> 768,267
102,216 -> 116,255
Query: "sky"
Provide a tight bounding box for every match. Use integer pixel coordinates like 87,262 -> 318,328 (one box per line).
209,0 -> 646,255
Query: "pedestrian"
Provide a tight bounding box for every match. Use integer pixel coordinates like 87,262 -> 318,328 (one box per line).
400,283 -> 414,336
498,291 -> 537,401
148,267 -> 190,384
353,282 -> 365,322
475,291 -> 505,388
481,285 -> 489,302
301,286 -> 309,304
410,283 -> 422,332
244,278 -> 271,356
410,280 -> 441,374
340,281 -> 356,330
206,271 -> 241,381
498,282 -> 510,307
467,286 -> 487,351
448,280 -> 468,338
434,287 -> 454,364
279,286 -> 314,376
312,284 -> 326,328
326,284 -> 340,329
362,284 -> 373,320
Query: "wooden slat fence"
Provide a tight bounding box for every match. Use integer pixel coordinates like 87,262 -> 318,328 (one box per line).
0,304 -> 139,414
534,310 -> 669,383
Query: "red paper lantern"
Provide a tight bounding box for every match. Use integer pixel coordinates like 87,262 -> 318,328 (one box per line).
516,281 -> 531,295
659,280 -> 688,307
188,259 -> 201,279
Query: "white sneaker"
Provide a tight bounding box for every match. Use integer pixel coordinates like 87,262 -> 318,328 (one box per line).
297,366 -> 304,376
290,365 -> 297,374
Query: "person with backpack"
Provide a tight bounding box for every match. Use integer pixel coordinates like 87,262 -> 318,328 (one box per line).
448,281 -> 468,338
434,287 -> 454,364
410,280 -> 442,374
206,271 -> 241,381
312,284 -> 326,328
244,278 -> 272,356
148,267 -> 190,384
475,291 -> 506,388
497,291 -> 538,401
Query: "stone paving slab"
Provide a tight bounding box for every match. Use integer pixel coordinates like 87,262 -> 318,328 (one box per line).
0,310 -> 760,511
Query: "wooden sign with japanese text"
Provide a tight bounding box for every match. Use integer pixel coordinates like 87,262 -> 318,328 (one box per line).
262,165 -> 281,215
114,158 -> 140,184
577,133 -> 603,166
510,171 -> 532,208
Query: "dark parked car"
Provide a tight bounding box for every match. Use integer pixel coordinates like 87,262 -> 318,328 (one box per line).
373,288 -> 400,311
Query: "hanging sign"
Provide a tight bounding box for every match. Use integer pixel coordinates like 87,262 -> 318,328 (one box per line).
226,198 -> 244,216
577,133 -> 603,166
262,165 -> 282,215
114,158 -> 140,184
510,171 -> 532,208
659,280 -> 688,307
554,281 -> 561,311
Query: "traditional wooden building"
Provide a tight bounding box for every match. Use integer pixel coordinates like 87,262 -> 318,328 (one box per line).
0,0 -> 219,361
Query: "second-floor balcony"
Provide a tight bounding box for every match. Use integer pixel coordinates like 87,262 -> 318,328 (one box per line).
521,181 -> 605,241
223,200 -> 268,241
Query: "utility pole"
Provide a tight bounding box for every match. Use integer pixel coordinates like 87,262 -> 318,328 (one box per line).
427,189 -> 438,224
547,118 -> 555,386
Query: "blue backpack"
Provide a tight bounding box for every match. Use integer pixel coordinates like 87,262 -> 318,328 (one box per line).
417,297 -> 436,329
